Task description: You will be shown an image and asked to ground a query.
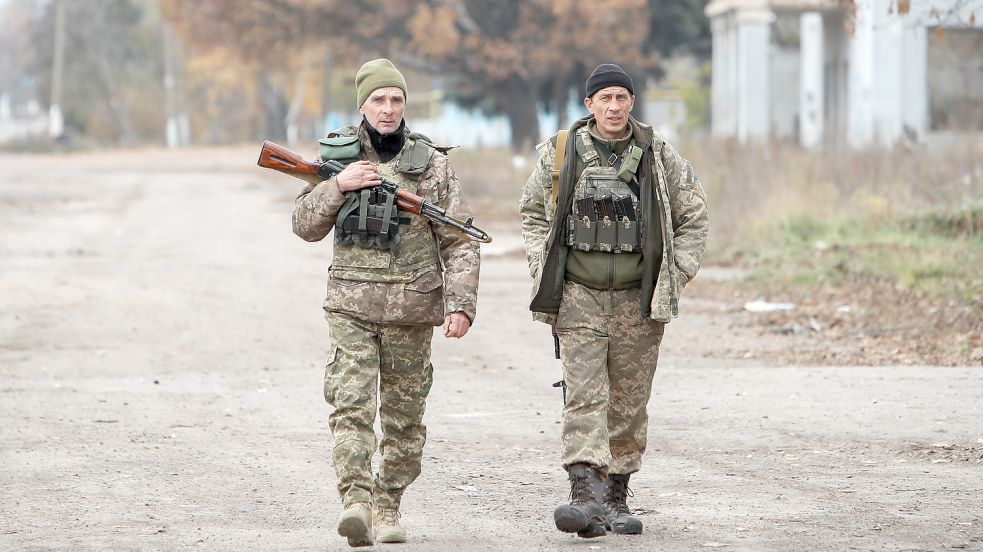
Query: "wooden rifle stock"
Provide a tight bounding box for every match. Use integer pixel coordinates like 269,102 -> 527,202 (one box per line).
256,140 -> 323,184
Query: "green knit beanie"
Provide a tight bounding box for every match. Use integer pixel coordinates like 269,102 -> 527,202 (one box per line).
355,59 -> 408,108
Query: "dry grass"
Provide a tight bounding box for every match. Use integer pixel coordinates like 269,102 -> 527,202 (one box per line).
685,137 -> 983,258
683,137 -> 983,366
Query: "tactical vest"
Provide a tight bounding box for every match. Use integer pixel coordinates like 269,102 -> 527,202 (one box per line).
320,128 -> 441,283
565,126 -> 644,253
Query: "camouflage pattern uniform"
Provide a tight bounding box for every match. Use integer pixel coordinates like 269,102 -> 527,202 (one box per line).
557,281 -> 664,475
293,123 -> 479,510
519,115 -> 708,478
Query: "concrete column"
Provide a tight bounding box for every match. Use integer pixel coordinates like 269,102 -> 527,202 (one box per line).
799,12 -> 824,149
736,6 -> 773,142
822,12 -> 848,146
710,14 -> 729,137
900,24 -> 927,140
725,13 -> 739,136
871,1 -> 905,145
847,0 -> 874,147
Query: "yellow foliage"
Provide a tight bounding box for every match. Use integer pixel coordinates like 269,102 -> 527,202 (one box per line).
408,5 -> 459,58
852,189 -> 893,222
184,49 -> 261,143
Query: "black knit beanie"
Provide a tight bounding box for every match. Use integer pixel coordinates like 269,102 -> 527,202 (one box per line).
585,64 -> 634,99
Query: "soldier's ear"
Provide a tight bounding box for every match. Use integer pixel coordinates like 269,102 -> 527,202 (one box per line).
584,97 -> 592,110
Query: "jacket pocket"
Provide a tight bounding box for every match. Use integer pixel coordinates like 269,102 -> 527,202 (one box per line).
380,270 -> 444,326
404,269 -> 443,293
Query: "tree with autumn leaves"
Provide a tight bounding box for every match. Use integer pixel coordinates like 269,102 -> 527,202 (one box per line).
8,0 -> 975,148
162,0 -> 708,151
405,0 -> 653,150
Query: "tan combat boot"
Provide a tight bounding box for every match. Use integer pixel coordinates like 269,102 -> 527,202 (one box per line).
373,504 -> 407,543
337,502 -> 374,547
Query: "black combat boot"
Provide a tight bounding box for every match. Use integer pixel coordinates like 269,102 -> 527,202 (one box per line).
605,473 -> 643,534
554,463 -> 611,538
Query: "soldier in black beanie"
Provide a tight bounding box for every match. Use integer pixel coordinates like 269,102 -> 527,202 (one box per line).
520,63 -> 710,538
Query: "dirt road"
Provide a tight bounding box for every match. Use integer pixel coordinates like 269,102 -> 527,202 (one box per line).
1,148 -> 980,551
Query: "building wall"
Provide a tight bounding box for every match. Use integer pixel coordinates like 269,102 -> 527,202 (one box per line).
927,28 -> 983,131
769,11 -> 802,139
822,10 -> 848,147
707,0 -> 983,148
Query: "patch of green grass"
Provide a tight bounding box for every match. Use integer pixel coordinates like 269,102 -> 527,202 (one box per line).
735,208 -> 983,302
898,206 -> 982,240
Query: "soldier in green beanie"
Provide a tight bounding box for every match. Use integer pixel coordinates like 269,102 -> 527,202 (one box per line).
292,58 -> 480,547
354,58 -> 407,112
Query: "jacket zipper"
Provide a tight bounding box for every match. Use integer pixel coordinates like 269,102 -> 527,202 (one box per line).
608,252 -> 615,291
653,155 -> 675,307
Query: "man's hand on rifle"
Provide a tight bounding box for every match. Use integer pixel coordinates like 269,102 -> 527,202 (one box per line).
336,160 -> 382,192
442,312 -> 471,339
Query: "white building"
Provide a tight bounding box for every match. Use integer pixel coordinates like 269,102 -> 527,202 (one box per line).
706,0 -> 983,148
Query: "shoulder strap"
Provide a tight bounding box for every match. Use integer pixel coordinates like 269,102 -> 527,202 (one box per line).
550,130 -> 569,206
407,131 -> 456,154
574,126 -> 601,167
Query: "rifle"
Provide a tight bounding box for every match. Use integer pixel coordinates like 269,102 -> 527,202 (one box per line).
257,140 -> 493,243
551,326 -> 567,404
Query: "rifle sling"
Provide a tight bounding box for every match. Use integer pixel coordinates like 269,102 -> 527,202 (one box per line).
550,130 -> 569,206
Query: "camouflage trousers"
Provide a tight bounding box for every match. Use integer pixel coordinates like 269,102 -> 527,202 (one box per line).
323,311 -> 434,509
556,280 -> 664,477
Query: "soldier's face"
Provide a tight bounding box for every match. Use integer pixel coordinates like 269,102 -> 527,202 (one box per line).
585,86 -> 634,139
360,87 -> 405,134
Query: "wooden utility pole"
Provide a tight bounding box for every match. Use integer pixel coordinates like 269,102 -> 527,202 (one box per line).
48,0 -> 66,137
162,22 -> 179,148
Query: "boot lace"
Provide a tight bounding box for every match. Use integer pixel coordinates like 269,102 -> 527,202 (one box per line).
568,474 -> 597,506
606,479 -> 634,515
377,506 -> 400,527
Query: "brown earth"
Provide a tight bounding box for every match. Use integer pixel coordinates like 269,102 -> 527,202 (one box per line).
684,274 -> 983,368
1,147 -> 981,551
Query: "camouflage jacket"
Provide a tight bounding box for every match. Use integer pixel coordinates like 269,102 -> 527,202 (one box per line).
292,123 -> 480,326
519,116 -> 708,324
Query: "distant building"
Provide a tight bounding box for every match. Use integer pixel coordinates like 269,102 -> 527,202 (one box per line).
643,92 -> 688,143
0,76 -> 47,143
706,0 -> 983,148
